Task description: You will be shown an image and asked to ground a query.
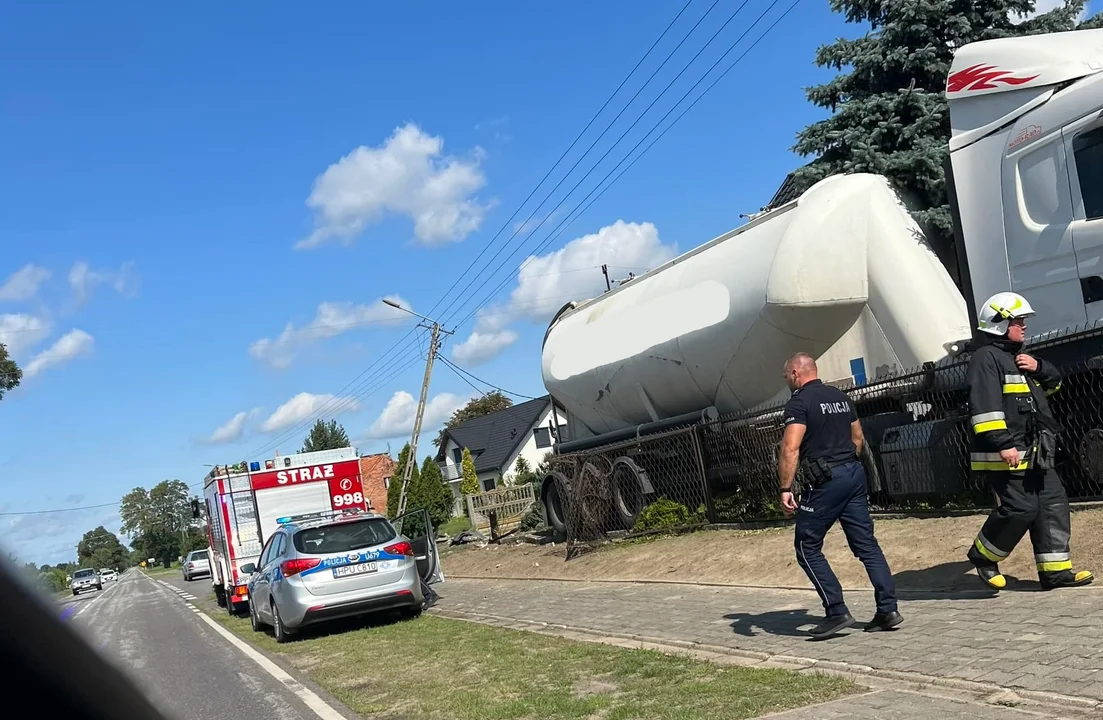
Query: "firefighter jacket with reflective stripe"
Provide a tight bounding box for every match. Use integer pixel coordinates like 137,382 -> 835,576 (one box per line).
966,341 -> 1062,472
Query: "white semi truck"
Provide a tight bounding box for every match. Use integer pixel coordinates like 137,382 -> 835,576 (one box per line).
538,29 -> 1103,535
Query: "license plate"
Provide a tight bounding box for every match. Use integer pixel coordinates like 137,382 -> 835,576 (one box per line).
333,562 -> 378,578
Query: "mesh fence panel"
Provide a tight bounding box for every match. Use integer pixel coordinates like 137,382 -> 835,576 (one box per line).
556,325 -> 1103,549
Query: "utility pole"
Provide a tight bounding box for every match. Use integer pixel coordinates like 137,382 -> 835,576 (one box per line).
601,264 -> 612,292
383,299 -> 453,517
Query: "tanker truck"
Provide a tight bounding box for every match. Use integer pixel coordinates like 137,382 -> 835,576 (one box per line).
538,28 -> 1103,537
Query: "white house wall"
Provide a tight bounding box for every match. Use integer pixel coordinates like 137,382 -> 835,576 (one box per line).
502,405 -> 568,482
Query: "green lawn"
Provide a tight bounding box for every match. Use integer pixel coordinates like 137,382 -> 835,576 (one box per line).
140,564 -> 178,578
209,610 -> 854,720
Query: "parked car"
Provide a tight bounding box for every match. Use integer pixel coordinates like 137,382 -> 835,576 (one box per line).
71,568 -> 102,596
243,508 -> 442,642
99,569 -> 118,583
182,550 -> 211,581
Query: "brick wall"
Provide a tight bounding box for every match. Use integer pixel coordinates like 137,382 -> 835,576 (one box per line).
359,453 -> 394,513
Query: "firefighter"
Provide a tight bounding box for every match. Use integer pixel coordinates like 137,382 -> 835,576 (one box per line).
966,291 -> 1094,591
779,352 -> 903,638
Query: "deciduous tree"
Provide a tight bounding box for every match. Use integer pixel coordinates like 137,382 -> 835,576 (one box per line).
434,391 -> 513,446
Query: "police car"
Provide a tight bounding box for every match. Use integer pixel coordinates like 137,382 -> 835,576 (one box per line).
241,508 -> 443,642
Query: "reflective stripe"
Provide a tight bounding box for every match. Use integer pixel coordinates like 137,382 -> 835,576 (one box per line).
1035,552 -> 1070,563
970,451 -> 1030,471
974,420 -> 1008,434
1002,383 -> 1030,394
1045,383 -> 1061,396
975,535 -> 1008,562
1038,560 -> 1073,573
1003,374 -> 1026,384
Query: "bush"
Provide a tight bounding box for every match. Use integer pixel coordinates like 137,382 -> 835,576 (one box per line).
519,503 -> 546,532
631,498 -> 704,533
440,516 -> 472,537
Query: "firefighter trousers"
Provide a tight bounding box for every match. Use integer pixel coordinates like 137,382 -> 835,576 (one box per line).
971,468 -> 1074,582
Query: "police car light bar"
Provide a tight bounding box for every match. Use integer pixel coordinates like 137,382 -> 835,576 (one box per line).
277,508 -> 366,526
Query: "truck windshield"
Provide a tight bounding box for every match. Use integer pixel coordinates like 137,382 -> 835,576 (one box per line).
294,519 -> 396,555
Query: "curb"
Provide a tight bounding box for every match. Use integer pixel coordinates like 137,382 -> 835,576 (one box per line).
442,573 -> 1037,598
431,606 -> 1103,716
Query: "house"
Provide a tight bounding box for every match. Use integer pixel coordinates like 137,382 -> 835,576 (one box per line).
358,452 -> 394,513
436,395 -> 568,510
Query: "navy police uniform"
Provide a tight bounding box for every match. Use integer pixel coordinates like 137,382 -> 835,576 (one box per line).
783,379 -> 898,619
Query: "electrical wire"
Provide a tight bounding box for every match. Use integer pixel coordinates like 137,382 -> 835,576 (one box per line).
439,355 -> 539,400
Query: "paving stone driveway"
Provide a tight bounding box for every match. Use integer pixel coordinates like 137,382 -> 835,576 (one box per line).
435,577 -> 1103,702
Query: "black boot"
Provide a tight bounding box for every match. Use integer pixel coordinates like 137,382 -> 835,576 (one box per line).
967,546 -> 1006,590
1040,569 -> 1094,590
864,611 -> 904,632
807,613 -> 855,639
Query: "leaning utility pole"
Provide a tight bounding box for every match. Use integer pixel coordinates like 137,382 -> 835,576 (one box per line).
382,299 -> 452,517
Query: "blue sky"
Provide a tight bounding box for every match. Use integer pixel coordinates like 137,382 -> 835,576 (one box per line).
0,0 -> 866,564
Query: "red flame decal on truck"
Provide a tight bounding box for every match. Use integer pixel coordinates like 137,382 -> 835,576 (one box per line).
947,64 -> 1039,93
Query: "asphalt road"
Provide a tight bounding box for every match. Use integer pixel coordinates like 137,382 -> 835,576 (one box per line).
59,569 -> 354,720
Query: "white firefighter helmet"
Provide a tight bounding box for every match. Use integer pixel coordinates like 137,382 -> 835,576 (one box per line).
977,291 -> 1035,336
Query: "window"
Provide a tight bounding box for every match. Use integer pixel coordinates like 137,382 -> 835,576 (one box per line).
452,447 -> 463,464
483,477 -> 497,492
73,569 -> 96,579
1074,126 -> 1103,220
293,518 -> 397,555
533,427 -> 552,449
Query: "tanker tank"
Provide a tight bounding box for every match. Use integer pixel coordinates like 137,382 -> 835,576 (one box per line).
540,173 -> 972,443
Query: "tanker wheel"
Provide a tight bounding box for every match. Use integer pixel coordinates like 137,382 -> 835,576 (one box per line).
573,460 -> 614,537
611,457 -> 649,530
541,471 -> 571,536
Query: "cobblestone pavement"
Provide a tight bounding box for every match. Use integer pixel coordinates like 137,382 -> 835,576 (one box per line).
435,577 -> 1103,709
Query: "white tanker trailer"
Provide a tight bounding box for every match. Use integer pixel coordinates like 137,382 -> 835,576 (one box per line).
538,29 -> 1103,536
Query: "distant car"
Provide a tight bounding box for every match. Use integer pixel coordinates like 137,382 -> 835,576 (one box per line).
243,508 -> 442,642
182,549 -> 211,581
71,568 -> 102,596
99,569 -> 118,583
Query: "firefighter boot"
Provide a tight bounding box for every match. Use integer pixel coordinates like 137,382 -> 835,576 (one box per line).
967,545 -> 1006,590
1040,568 -> 1094,590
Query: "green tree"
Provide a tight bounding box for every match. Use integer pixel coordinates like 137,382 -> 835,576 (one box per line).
408,456 -> 454,531
386,443 -> 419,519
434,391 -> 513,446
301,419 -> 350,453
459,447 -> 480,496
0,342 -> 19,401
77,526 -> 129,570
119,480 -> 196,566
790,0 -> 1098,270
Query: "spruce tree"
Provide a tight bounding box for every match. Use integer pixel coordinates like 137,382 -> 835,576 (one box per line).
791,0 -> 1099,271
386,443 -> 419,519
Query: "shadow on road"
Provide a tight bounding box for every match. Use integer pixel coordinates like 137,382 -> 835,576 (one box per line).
724,609 -> 859,642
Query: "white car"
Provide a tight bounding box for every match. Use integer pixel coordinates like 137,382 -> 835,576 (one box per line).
99,569 -> 118,582
183,549 -> 212,581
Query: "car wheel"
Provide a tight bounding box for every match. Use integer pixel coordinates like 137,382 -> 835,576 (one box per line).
404,603 -> 423,620
271,602 -> 291,644
97,584 -> 103,591
249,602 -> 263,632
72,590 -> 78,596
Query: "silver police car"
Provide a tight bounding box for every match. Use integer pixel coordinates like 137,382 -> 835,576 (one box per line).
243,508 -> 443,642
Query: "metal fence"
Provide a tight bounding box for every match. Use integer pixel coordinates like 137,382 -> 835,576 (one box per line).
556,324 -> 1103,550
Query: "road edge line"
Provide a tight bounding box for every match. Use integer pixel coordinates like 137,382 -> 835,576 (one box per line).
191,610 -> 346,720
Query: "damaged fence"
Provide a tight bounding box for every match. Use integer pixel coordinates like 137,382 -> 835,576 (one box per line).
556,324 -> 1103,551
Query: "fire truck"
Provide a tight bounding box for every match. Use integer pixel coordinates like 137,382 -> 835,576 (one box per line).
202,447 -> 374,614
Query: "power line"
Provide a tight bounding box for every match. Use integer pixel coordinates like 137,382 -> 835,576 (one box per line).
0,501 -> 120,517
438,355 -> 539,400
452,0 -> 803,331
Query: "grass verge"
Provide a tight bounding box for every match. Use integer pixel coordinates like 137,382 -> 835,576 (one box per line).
208,609 -> 854,719
140,565 -> 177,578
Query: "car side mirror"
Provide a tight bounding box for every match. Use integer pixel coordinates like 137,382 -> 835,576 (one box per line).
240,563 -> 256,575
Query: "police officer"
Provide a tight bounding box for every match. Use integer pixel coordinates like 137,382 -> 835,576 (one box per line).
966,292 -> 1094,590
779,352 -> 903,638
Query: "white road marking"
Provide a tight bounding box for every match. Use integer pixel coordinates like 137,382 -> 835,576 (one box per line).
75,575 -> 125,617
140,573 -> 345,720
192,611 -> 346,720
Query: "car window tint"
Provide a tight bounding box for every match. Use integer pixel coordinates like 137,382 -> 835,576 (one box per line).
293,519 -> 396,555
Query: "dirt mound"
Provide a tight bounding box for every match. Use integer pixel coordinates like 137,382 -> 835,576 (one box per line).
440,507 -> 1103,592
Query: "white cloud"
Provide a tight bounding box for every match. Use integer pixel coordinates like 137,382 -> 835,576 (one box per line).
249,295 -> 412,369
450,220 -> 677,365
364,390 -> 469,440
205,408 -> 261,445
0,313 -> 52,357
2,506 -> 123,566
297,123 -> 490,249
451,329 -> 519,366
261,392 -> 361,433
68,261 -> 139,303
0,265 -> 51,302
23,330 -> 94,378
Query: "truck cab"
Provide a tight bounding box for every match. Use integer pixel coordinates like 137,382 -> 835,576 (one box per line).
948,29 -> 1103,336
